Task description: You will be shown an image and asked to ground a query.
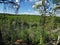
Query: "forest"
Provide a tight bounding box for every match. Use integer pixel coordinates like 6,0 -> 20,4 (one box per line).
0,14 -> 60,45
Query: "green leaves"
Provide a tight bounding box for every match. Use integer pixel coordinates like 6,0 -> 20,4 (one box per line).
0,14 -> 60,45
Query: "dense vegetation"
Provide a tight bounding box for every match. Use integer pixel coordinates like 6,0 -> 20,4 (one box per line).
0,14 -> 60,45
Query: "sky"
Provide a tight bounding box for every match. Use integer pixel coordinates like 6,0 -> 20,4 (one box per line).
0,0 -> 39,15
18,0 -> 39,15
0,0 -> 60,16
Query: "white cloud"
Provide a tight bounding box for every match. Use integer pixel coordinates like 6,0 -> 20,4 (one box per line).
24,0 -> 39,2
19,11 -> 40,15
35,1 -> 42,5
35,11 -> 39,14
16,0 -> 19,2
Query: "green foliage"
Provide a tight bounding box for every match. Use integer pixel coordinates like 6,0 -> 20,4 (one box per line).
43,30 -> 50,43
0,14 -> 60,45
50,32 -> 58,40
